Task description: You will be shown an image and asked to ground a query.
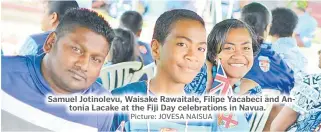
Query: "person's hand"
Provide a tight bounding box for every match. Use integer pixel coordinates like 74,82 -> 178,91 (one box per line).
139,45 -> 147,54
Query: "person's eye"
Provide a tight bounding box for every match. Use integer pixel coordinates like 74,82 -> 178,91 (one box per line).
223,47 -> 233,50
72,47 -> 82,55
177,43 -> 187,47
244,47 -> 252,50
198,47 -> 206,52
91,57 -> 102,64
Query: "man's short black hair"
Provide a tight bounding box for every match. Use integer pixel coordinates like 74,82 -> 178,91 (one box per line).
120,11 -> 143,34
55,8 -> 114,48
269,8 -> 298,37
47,1 -> 79,21
152,9 -> 205,44
241,2 -> 271,44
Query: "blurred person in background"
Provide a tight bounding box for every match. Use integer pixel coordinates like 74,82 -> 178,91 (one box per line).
241,2 -> 294,96
96,28 -> 142,87
221,0 -> 250,19
119,11 -> 154,65
269,7 -> 308,75
240,3 -> 295,130
18,0 -> 79,56
106,28 -> 138,65
291,0 -> 317,47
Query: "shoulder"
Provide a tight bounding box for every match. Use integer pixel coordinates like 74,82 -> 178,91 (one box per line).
29,32 -> 51,46
111,81 -> 147,95
29,31 -> 51,39
1,55 -> 32,74
259,47 -> 288,65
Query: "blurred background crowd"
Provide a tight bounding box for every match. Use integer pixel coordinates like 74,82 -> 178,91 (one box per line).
1,0 -> 321,73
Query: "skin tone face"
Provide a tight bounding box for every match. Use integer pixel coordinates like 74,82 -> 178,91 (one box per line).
151,19 -> 207,95
217,28 -> 254,86
41,27 -> 109,94
40,1 -> 58,31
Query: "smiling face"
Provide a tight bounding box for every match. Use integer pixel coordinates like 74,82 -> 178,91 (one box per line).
43,27 -> 109,93
152,19 -> 207,84
217,28 -> 254,79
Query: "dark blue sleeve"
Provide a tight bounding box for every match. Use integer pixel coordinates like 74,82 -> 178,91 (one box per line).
244,48 -> 295,94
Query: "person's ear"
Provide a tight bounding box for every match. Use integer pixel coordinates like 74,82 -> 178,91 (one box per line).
151,39 -> 161,61
43,32 -> 57,53
50,12 -> 59,29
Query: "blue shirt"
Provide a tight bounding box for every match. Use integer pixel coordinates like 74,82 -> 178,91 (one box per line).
272,37 -> 308,74
1,55 -> 113,131
18,32 -> 51,56
111,81 -> 214,131
295,12 -> 318,47
244,43 -> 295,94
138,40 -> 154,66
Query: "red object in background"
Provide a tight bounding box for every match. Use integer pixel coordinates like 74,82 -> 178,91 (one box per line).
307,1 -> 321,27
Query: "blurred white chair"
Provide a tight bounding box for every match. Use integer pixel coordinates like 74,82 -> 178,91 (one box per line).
99,61 -> 143,91
249,90 -> 278,132
131,62 -> 156,82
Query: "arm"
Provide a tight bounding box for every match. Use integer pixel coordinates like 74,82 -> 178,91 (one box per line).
293,17 -> 317,48
294,34 -> 306,47
263,104 -> 284,131
270,106 -> 298,131
239,78 -> 259,95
